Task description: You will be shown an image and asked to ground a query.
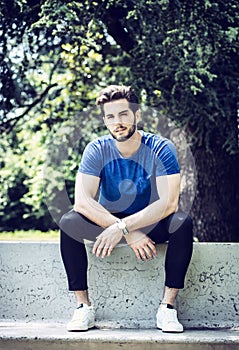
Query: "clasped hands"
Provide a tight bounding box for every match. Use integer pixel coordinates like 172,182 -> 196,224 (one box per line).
92,223 -> 157,261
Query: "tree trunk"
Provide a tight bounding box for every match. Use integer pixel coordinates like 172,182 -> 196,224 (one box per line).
190,143 -> 239,242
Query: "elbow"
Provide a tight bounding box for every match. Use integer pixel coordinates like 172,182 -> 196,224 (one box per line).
168,199 -> 179,215
74,200 -> 86,215
163,197 -> 178,216
165,206 -> 177,218
169,203 -> 178,215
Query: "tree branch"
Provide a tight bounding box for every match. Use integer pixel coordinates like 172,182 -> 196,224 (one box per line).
1,83 -> 58,134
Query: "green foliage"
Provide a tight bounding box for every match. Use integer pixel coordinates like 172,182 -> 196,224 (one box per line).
0,229 -> 59,241
0,0 -> 132,230
124,0 -> 239,152
0,0 -> 238,240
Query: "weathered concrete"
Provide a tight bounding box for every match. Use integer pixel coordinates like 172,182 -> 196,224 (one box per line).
86,242 -> 239,329
0,322 -> 239,350
0,242 -> 238,329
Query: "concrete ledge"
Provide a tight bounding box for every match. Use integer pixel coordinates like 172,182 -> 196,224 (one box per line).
0,322 -> 239,350
0,242 -> 238,329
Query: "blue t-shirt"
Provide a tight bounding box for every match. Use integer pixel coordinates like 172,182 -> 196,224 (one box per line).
78,131 -> 180,215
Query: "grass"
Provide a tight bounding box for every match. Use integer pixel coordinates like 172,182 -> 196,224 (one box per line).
0,230 -> 59,241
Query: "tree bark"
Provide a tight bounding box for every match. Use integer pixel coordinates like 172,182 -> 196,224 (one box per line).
190,142 -> 239,242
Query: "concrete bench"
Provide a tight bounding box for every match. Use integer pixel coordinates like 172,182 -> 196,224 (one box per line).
0,241 -> 238,329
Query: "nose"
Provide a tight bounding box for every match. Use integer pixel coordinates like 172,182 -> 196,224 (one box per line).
110,116 -> 123,125
114,118 -> 123,125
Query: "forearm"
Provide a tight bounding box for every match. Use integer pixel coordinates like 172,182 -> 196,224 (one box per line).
74,198 -> 117,228
124,198 -> 178,233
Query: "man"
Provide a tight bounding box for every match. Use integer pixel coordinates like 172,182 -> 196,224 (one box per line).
60,85 -> 193,333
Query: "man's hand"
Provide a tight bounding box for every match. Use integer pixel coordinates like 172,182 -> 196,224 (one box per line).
92,224 -> 123,258
125,230 -> 157,261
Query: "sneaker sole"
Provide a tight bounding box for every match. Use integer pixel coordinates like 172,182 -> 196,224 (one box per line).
157,326 -> 184,333
67,323 -> 95,332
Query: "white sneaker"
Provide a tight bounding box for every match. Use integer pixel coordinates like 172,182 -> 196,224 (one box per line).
67,304 -> 95,331
156,304 -> 184,333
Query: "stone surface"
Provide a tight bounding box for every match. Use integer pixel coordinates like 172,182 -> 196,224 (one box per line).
86,242 -> 239,329
0,322 -> 239,350
0,242 -> 238,329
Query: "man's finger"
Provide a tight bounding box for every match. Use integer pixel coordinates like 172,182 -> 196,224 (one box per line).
107,245 -> 114,257
149,238 -> 156,245
94,239 -> 105,257
148,241 -> 157,256
96,244 -> 104,257
143,246 -> 154,260
138,248 -> 147,261
92,239 -> 101,254
101,246 -> 110,258
133,248 -> 142,260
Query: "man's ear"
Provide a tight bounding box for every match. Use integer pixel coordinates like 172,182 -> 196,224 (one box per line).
135,109 -> 140,122
102,116 -> 107,127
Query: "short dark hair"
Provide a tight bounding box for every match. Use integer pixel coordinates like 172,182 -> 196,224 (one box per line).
96,85 -> 139,116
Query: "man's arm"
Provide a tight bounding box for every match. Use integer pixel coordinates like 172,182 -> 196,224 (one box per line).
75,171 -> 180,259
124,173 -> 180,232
93,173 -> 180,260
74,172 -> 118,228
121,173 -> 180,261
74,171 -> 124,257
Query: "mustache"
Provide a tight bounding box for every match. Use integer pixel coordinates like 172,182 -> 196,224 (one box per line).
114,126 -> 127,132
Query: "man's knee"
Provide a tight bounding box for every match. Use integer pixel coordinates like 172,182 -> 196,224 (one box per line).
179,212 -> 193,231
59,210 -> 102,242
59,210 -> 79,232
168,211 -> 193,236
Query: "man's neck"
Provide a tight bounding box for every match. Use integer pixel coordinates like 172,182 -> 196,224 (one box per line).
115,130 -> 142,158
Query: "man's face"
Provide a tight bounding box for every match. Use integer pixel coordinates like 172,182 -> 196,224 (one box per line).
103,99 -> 139,142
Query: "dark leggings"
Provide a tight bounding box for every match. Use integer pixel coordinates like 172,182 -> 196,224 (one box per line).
60,210 -> 193,291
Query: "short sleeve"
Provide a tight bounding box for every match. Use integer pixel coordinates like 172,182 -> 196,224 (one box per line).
78,141 -> 102,177
155,140 -> 180,176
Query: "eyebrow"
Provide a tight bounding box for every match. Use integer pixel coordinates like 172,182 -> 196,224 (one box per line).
119,110 -> 129,115
105,109 -> 129,117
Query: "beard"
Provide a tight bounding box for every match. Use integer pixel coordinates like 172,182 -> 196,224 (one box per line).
109,116 -> 137,142
110,123 -> 137,142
